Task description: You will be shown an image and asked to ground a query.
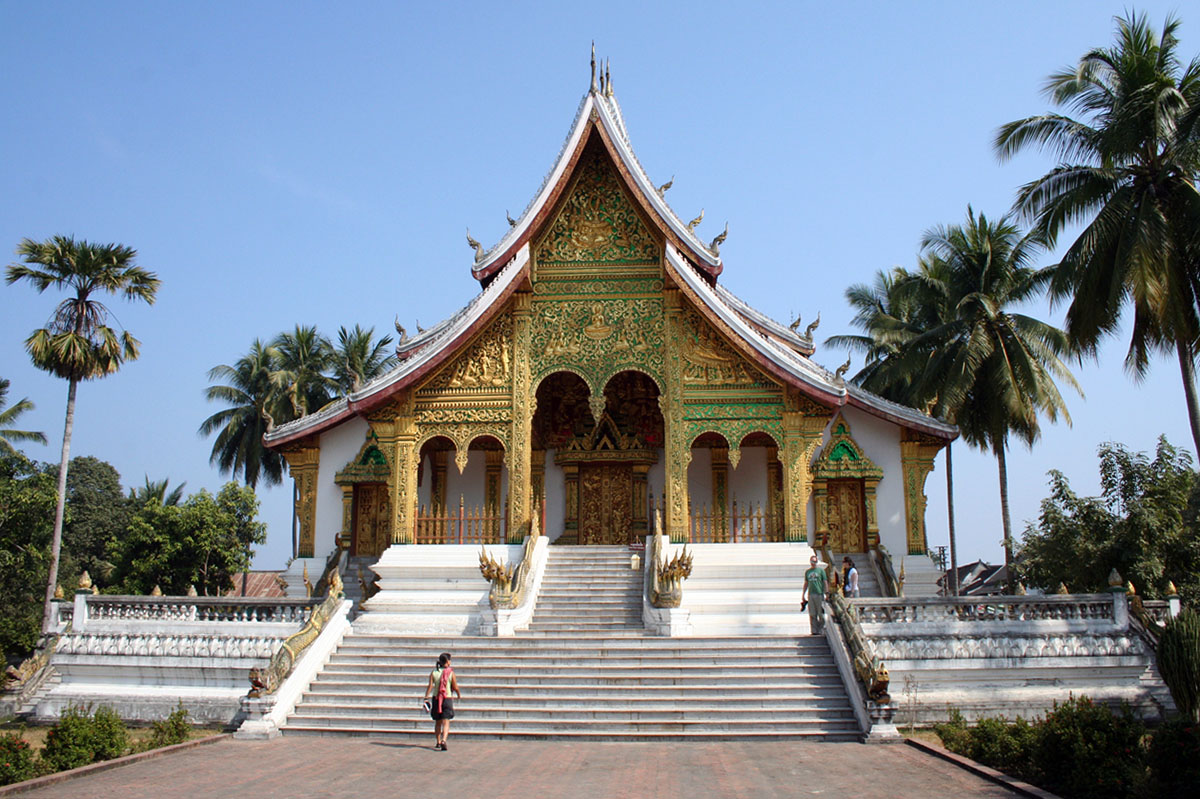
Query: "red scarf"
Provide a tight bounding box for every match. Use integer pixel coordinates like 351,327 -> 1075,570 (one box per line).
435,666 -> 453,713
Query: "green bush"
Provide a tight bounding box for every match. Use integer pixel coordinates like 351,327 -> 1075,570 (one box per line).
933,707 -> 971,754
969,715 -> 1036,781
1157,609 -> 1200,722
0,733 -> 36,786
41,705 -> 129,772
1147,720 -> 1200,798
1033,696 -> 1146,798
144,704 -> 190,750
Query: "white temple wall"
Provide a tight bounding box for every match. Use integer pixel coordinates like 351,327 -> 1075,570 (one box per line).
647,456 -> 665,511
686,447 -> 713,513
315,417 -> 369,560
542,449 -> 566,542
838,407 -> 907,554
729,446 -> 768,536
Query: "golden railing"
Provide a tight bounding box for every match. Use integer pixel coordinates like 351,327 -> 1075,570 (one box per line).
416,496 -> 508,544
686,498 -> 782,543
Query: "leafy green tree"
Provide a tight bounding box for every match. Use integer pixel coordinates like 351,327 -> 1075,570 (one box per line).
1018,437 -> 1200,605
199,340 -> 288,489
0,451 -> 57,660
332,324 -> 395,395
56,456 -> 129,587
108,483 -> 266,596
272,324 -> 335,417
6,235 -> 159,633
0,378 -> 47,454
996,12 -> 1200,455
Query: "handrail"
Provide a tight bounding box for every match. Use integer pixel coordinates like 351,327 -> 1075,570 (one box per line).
478,507 -> 541,609
851,594 -> 1116,624
873,545 -> 902,597
249,570 -> 344,696
83,595 -> 319,624
830,591 -> 891,704
649,510 -> 692,608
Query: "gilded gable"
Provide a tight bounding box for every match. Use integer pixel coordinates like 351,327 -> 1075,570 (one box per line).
535,145 -> 660,265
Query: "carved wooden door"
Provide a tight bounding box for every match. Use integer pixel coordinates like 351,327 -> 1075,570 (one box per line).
353,483 -> 391,557
826,479 -> 867,552
578,463 -> 634,545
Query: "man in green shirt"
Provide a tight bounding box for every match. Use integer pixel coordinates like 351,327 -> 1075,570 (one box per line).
801,554 -> 828,634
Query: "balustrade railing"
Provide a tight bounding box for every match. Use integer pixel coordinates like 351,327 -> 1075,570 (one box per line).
415,496 -> 507,544
83,596 -> 320,625
850,594 -> 1116,624
687,499 -> 782,543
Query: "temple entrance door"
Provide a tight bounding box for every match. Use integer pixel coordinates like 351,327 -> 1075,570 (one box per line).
826,479 -> 867,553
352,483 -> 391,557
578,463 -> 634,545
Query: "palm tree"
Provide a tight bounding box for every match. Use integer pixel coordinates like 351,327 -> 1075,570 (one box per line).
130,476 -> 187,507
916,209 -> 1081,591
6,235 -> 159,633
332,324 -> 396,395
0,378 -> 48,454
272,325 -> 335,417
199,339 -> 287,489
995,12 -> 1200,455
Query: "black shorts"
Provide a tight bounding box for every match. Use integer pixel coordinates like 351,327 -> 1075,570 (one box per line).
431,697 -> 454,720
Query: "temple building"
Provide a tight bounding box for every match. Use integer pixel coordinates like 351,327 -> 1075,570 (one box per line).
263,62 -> 957,572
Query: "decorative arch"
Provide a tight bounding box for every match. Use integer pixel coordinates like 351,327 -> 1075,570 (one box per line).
812,416 -> 884,552
334,429 -> 395,558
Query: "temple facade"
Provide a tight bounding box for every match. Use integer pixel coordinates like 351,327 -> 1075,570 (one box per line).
263,71 -> 956,569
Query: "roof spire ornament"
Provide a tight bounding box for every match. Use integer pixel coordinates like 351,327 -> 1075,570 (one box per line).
466,228 -> 485,262
393,316 -> 408,344
656,175 -> 674,196
605,59 -> 613,97
416,320 -> 426,334
687,209 -> 704,231
590,42 -> 598,92
805,313 -> 821,339
789,314 -> 802,333
835,356 -> 851,382
709,222 -> 728,254
506,209 -> 517,227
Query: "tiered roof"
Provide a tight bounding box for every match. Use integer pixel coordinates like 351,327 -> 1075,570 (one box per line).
265,73 -> 956,448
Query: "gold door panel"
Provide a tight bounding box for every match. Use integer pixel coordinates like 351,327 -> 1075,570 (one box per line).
578,463 -> 634,545
353,483 -> 391,557
826,479 -> 866,553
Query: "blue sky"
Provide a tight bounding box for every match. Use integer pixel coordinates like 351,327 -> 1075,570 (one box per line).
1,1 -> 1194,571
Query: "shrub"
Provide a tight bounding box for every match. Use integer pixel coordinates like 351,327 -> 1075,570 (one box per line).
1033,695 -> 1145,798
933,707 -> 971,754
968,715 -> 1036,781
1147,719 -> 1200,799
145,704 -> 190,750
40,704 -> 129,772
0,733 -> 36,786
1157,609 -> 1200,722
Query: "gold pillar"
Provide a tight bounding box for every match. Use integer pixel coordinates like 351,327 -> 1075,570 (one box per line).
767,444 -> 783,541
864,477 -> 881,549
900,430 -> 943,555
663,289 -> 689,542
431,449 -> 448,512
562,463 -> 580,544
508,293 -> 534,543
781,394 -> 831,543
370,401 -> 418,545
711,445 -> 729,543
338,485 -> 353,550
282,445 -> 320,558
811,478 -> 829,550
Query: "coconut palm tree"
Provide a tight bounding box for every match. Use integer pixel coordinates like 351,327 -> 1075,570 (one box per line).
6,235 -> 159,633
995,11 -> 1200,455
130,476 -> 187,507
916,209 -> 1081,591
332,324 -> 395,395
0,378 -> 48,454
272,325 -> 335,417
199,339 -> 288,489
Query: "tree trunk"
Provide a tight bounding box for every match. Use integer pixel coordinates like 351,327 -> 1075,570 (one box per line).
946,442 -> 959,596
41,378 -> 78,635
997,443 -> 1015,595
1176,338 -> 1200,459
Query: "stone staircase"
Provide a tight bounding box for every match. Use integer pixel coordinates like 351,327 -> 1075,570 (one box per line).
830,553 -> 882,598
283,545 -> 860,741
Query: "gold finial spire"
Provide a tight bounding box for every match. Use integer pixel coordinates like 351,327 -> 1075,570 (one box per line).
1167,581 -> 1178,596
605,59 -> 613,97
590,42 -> 597,92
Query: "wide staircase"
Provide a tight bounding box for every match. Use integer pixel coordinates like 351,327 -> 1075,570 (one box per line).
830,553 -> 882,597
283,546 -> 860,741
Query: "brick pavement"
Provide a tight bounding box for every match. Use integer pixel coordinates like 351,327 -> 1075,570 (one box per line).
11,737 -> 1024,798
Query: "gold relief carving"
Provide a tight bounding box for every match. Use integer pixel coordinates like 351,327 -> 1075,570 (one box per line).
530,298 -> 664,386
662,302 -> 690,541
678,308 -> 768,387
534,147 -> 660,265
419,314 -> 513,394
282,446 -> 320,558
780,396 -> 834,543
392,436 -> 419,545
578,463 -> 635,545
900,433 -> 943,555
339,486 -> 353,549
533,277 -> 664,296
509,295 -> 534,543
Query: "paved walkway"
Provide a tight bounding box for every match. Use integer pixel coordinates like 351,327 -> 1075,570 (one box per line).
13,737 -> 1023,798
